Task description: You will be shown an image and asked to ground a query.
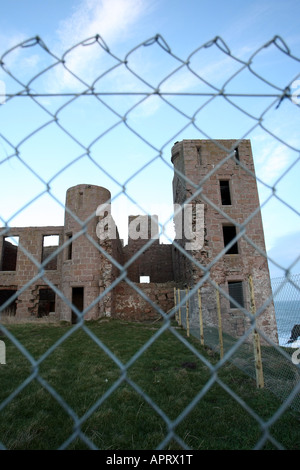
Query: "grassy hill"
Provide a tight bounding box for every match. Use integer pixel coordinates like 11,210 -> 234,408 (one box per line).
0,319 -> 299,450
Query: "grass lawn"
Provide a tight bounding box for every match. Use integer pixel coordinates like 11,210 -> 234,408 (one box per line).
0,319 -> 299,450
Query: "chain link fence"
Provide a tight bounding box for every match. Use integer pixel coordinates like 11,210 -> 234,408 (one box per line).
175,273 -> 300,412
272,274 -> 300,346
0,34 -> 300,450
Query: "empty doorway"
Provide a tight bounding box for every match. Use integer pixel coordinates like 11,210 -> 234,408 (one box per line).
72,287 -> 84,324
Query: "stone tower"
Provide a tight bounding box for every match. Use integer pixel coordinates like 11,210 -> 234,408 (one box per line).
171,139 -> 278,343
61,184 -> 113,322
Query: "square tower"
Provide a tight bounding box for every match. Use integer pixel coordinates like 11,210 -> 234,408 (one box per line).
171,139 -> 278,343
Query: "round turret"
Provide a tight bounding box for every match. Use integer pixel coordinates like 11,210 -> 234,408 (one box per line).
64,184 -> 111,237
61,184 -> 112,323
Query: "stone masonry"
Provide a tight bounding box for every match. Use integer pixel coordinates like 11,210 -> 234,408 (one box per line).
171,139 -> 278,343
0,139 -> 278,343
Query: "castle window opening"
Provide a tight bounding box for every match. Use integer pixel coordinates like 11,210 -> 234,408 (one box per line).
72,287 -> 84,324
228,281 -> 244,308
38,288 -> 56,317
0,289 -> 17,316
222,225 -> 239,254
234,146 -> 240,162
65,233 -> 72,260
0,141 -> 278,344
220,180 -> 232,205
42,235 -> 59,270
1,236 -> 19,271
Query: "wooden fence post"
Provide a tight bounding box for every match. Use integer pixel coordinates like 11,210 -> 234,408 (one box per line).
186,288 -> 190,337
216,287 -> 224,359
174,287 -> 177,323
248,275 -> 264,388
178,289 -> 181,326
198,288 -> 204,346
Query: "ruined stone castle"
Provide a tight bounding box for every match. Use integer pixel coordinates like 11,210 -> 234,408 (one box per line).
0,139 -> 278,343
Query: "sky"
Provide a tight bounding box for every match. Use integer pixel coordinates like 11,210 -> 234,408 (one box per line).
0,0 -> 299,279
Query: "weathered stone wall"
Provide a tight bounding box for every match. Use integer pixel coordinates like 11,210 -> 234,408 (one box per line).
0,226 -> 63,319
112,281 -> 175,321
122,215 -> 174,283
61,184 -> 113,321
171,139 -> 278,343
0,139 -> 280,343
123,242 -> 174,283
0,193 -> 175,323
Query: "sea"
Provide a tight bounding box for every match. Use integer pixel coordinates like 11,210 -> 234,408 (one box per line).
274,300 -> 300,347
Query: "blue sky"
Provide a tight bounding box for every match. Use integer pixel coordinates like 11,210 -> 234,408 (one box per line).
0,0 -> 299,278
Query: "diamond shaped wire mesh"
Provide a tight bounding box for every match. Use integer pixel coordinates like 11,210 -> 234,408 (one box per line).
0,34 -> 299,450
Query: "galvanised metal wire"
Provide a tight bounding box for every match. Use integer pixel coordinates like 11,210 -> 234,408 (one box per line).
0,34 -> 299,450
177,278 -> 300,413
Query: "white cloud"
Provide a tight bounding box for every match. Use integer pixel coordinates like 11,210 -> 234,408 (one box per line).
259,144 -> 291,183
0,32 -> 36,80
57,0 -> 148,47
251,130 -> 297,185
48,0 -> 150,90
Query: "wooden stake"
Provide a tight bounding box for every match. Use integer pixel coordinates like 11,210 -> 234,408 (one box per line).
198,288 -> 204,346
186,288 -> 190,337
178,289 -> 181,326
174,287 -> 177,323
216,287 -> 224,359
249,275 -> 264,389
